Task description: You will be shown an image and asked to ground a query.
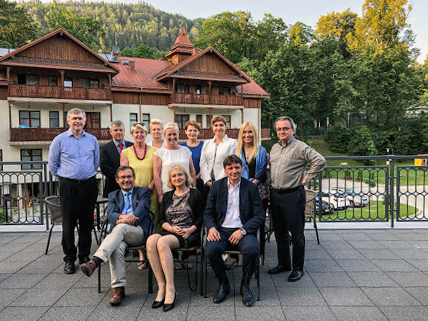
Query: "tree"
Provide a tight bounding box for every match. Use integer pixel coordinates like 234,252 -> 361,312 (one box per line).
314,9 -> 358,59
0,0 -> 37,48
119,43 -> 155,59
41,0 -> 104,49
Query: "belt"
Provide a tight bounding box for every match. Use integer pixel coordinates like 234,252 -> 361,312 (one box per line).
60,176 -> 95,184
273,185 -> 303,194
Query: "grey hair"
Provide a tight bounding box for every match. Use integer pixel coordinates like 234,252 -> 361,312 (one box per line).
109,120 -> 125,129
67,108 -> 86,121
274,116 -> 296,132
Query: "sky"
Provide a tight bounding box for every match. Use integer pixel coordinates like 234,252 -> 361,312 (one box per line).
136,0 -> 428,64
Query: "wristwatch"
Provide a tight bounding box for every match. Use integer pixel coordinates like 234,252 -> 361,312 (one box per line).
240,228 -> 247,236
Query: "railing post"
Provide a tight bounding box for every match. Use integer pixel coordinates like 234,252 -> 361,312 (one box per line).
389,157 -> 395,227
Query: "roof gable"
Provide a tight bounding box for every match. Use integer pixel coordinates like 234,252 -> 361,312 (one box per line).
157,47 -> 250,83
0,29 -> 119,73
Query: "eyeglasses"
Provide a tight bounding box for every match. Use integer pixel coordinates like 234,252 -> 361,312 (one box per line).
276,127 -> 292,132
117,175 -> 134,180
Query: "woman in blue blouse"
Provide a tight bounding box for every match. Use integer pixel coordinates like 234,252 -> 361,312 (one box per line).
180,120 -> 204,192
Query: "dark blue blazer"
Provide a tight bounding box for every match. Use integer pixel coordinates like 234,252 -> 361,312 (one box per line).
203,177 -> 265,235
100,140 -> 133,197
107,186 -> 151,235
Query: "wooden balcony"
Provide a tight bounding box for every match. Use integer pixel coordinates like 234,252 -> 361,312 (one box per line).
172,93 -> 243,106
179,128 -> 270,140
9,85 -> 112,101
10,127 -> 110,142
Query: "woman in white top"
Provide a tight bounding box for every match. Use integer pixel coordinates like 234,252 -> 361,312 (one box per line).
154,122 -> 197,202
147,119 -> 167,148
200,115 -> 238,187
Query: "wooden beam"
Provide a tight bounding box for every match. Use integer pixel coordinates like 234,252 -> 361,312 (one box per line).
62,103 -> 66,127
8,102 -> 12,137
109,104 -> 112,122
139,92 -> 142,122
241,108 -> 244,124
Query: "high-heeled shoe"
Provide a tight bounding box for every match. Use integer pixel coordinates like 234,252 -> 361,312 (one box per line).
151,298 -> 164,309
162,294 -> 176,312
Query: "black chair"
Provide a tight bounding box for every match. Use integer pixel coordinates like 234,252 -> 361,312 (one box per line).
305,189 -> 320,245
45,195 -> 99,255
202,227 -> 261,301
97,211 -> 155,294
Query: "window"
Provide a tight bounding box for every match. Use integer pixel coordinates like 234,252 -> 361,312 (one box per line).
218,87 -> 231,95
206,115 -> 211,129
85,112 -> 100,128
64,77 -> 73,87
21,149 -> 42,170
175,84 -> 189,94
18,74 -> 39,85
175,114 -> 189,130
19,111 -> 40,128
130,113 -> 137,129
195,85 -> 202,94
48,76 -> 58,87
142,113 -> 150,128
81,78 -> 99,88
196,115 -> 203,128
49,111 -> 59,128
222,115 -> 231,128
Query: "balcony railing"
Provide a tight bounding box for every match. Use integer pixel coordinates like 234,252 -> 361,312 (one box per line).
178,128 -> 270,140
9,85 -> 112,101
173,93 -> 243,106
10,127 -> 111,142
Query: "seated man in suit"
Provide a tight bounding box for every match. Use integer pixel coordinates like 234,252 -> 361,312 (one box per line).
204,155 -> 265,307
80,165 -> 151,306
100,120 -> 133,197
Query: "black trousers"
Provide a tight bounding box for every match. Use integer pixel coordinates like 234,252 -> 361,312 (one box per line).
206,227 -> 259,286
60,177 -> 98,263
271,187 -> 306,271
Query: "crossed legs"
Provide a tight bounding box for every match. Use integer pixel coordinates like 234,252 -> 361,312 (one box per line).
146,234 -> 179,304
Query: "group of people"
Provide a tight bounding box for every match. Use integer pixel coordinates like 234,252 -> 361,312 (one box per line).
48,108 -> 326,311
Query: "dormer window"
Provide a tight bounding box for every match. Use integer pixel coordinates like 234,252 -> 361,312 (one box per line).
218,87 -> 230,95
176,84 -> 189,94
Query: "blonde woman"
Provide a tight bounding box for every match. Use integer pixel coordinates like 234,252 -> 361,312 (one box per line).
147,119 -> 167,148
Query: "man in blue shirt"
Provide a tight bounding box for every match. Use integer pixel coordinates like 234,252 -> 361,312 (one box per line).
48,108 -> 99,274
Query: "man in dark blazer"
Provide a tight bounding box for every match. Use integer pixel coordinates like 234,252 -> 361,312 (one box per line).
80,166 -> 151,306
204,155 -> 265,307
100,120 -> 133,197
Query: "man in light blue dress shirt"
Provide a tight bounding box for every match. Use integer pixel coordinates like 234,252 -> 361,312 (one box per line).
48,108 -> 99,274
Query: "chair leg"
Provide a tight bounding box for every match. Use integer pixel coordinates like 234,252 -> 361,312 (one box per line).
98,263 -> 102,293
93,226 -> 99,245
203,247 -> 208,298
313,217 -> 320,245
45,223 -> 54,255
256,260 -> 260,301
260,227 -> 266,265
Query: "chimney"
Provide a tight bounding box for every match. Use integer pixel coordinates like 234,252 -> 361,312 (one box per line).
129,60 -> 135,72
192,48 -> 200,55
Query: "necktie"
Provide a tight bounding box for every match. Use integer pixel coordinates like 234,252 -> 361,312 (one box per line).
122,192 -> 132,214
118,143 -> 124,154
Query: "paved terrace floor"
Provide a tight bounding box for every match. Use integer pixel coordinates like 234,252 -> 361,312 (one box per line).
1,229 -> 428,321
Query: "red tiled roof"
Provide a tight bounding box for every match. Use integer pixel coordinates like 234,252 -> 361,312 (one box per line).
171,27 -> 194,51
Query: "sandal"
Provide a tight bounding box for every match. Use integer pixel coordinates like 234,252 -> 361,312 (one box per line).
137,261 -> 148,270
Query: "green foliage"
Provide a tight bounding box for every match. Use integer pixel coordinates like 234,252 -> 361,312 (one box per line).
119,43 -> 155,59
22,0 -> 200,53
41,0 -> 104,49
324,125 -> 351,153
0,0 -> 37,47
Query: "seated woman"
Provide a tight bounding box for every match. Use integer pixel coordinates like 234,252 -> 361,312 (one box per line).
146,164 -> 204,312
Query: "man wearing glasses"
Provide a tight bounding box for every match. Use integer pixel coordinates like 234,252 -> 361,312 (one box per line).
268,116 -> 325,282
80,166 -> 151,306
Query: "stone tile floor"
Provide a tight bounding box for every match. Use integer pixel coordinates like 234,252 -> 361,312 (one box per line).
1,229 -> 428,320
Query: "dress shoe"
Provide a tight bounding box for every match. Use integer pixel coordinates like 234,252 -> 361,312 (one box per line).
109,287 -> 125,306
288,270 -> 304,282
151,298 -> 164,309
240,285 -> 255,307
80,260 -> 97,277
268,265 -> 291,274
64,261 -> 75,274
78,256 -> 90,264
213,282 -> 231,304
163,294 -> 176,312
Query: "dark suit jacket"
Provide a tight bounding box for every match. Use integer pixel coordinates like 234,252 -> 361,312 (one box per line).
203,177 -> 265,235
107,186 -> 151,235
100,140 -> 133,197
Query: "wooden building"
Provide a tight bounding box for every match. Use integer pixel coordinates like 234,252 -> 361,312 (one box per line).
0,28 -> 270,168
